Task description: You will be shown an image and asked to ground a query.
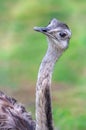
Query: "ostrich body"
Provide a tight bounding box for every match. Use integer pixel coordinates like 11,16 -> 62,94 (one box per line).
0,18 -> 71,130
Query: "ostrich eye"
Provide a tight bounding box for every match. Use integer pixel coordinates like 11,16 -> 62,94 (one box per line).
59,32 -> 67,38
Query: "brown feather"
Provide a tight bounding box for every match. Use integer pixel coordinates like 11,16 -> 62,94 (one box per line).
0,91 -> 35,130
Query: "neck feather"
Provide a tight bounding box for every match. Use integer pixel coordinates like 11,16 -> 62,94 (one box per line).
36,42 -> 63,130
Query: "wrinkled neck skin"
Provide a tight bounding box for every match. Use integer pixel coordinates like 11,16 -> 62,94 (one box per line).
36,38 -> 64,130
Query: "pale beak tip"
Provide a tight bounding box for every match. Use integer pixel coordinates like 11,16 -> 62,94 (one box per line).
33,26 -> 41,32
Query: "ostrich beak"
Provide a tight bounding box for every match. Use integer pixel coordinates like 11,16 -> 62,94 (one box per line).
33,26 -> 49,34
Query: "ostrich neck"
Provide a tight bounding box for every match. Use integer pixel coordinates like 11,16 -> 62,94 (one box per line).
36,42 -> 63,130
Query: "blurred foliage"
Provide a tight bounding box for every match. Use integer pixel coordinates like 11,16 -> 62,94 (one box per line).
53,85 -> 86,130
0,0 -> 86,129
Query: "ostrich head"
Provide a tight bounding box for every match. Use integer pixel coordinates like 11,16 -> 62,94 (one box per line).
34,18 -> 71,50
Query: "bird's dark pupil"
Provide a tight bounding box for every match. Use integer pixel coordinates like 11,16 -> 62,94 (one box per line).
60,32 -> 66,38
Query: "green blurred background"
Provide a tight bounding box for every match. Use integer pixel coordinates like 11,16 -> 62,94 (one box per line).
0,0 -> 86,130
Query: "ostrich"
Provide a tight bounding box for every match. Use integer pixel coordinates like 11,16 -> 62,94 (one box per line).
0,18 -> 71,130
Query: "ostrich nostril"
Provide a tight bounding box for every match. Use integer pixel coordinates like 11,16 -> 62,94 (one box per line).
41,28 -> 48,32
